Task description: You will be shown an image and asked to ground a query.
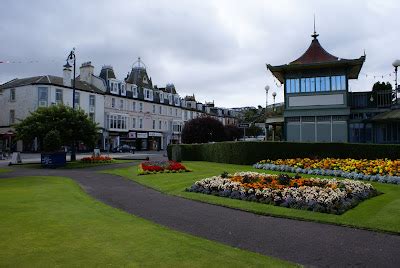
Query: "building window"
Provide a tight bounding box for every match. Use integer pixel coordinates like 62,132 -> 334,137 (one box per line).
174,96 -> 180,106
288,75 -> 346,93
9,110 -> 15,125
152,120 -> 155,129
132,85 -> 138,97
169,107 -> 172,116
175,109 -> 178,116
38,87 -> 48,107
10,88 -> 16,102
139,102 -> 143,112
110,82 -> 119,94
107,114 -> 128,130
121,84 -> 126,96
160,92 -> 163,101
74,92 -> 80,108
89,95 -> 95,107
159,120 -> 162,129
55,89 -> 63,104
159,106 -> 162,114
132,117 -> 136,128
89,95 -> 95,119
111,98 -> 115,108
119,99 -> 124,110
332,75 -> 346,91
144,89 -> 153,100
132,101 -> 136,111
315,77 -> 321,92
139,118 -> 143,128
152,105 -> 156,113
168,94 -> 172,104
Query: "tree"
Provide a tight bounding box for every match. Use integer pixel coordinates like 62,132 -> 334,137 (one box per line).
43,130 -> 62,152
246,125 -> 263,137
372,81 -> 392,92
224,125 -> 241,141
15,105 -> 99,152
182,117 -> 226,144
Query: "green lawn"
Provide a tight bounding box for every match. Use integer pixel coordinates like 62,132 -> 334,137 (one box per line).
0,176 -> 296,267
104,161 -> 400,234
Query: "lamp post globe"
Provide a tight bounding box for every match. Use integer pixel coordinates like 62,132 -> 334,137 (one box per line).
392,59 -> 400,68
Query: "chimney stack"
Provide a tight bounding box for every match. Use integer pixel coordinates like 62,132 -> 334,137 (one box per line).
79,61 -> 94,84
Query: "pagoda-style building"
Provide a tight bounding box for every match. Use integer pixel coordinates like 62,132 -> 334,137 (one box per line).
267,30 -> 365,142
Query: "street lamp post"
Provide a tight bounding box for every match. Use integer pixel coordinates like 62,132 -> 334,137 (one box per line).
265,85 -> 270,141
272,92 -> 277,141
66,48 -> 77,161
393,59 -> 400,104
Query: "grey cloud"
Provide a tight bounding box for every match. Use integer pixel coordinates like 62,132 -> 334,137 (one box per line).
1,0 -> 399,107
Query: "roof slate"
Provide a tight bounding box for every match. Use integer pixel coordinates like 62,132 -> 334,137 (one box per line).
0,75 -> 105,94
290,38 -> 339,64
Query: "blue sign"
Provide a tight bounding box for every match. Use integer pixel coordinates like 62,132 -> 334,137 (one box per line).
41,152 -> 67,168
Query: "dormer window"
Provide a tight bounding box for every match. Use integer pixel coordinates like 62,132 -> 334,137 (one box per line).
144,88 -> 153,101
168,94 -> 172,104
159,92 -> 164,102
110,81 -> 119,94
143,76 -> 148,84
132,85 -> 138,98
174,96 -> 180,106
121,84 -> 126,96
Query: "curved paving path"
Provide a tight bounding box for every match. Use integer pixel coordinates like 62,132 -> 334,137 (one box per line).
1,163 -> 400,267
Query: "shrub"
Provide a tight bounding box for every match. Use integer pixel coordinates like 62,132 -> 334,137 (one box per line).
181,117 -> 226,144
168,141 -> 400,165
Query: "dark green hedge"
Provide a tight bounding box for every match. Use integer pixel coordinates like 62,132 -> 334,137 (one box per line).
168,141 -> 400,165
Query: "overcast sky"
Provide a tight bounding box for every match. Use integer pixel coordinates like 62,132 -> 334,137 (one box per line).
1,0 -> 399,108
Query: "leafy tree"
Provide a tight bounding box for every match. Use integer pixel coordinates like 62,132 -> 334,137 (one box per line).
246,125 -> 263,137
182,117 -> 226,144
15,105 -> 99,152
43,130 -> 62,152
224,125 -> 241,141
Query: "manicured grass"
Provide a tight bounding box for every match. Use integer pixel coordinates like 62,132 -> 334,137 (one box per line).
14,159 -> 134,169
104,161 -> 400,234
0,168 -> 11,173
0,176 -> 296,267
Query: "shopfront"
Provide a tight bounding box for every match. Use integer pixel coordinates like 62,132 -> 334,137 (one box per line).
148,132 -> 163,151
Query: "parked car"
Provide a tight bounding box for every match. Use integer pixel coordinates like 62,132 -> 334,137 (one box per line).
112,145 -> 135,153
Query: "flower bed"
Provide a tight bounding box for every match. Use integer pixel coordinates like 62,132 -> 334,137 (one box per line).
187,172 -> 379,214
254,158 -> 400,184
138,160 -> 191,175
81,156 -> 112,163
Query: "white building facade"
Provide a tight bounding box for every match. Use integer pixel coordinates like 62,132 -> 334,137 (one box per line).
0,58 -> 238,152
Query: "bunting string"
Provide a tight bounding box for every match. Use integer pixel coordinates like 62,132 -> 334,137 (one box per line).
0,59 -> 62,64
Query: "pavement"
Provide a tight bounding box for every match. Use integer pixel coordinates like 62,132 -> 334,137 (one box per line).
1,162 -> 400,267
0,151 -> 167,167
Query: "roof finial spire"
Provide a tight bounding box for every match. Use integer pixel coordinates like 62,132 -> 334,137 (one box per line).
311,14 -> 319,39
